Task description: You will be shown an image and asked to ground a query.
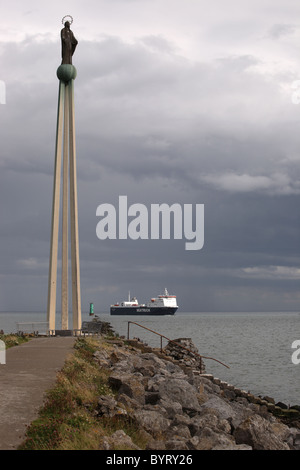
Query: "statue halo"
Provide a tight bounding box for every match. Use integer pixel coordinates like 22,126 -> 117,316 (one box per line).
62,15 -> 73,25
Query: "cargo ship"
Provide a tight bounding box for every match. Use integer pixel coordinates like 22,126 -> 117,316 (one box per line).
110,288 -> 178,315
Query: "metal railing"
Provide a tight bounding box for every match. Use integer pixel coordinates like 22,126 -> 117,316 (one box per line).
127,321 -> 230,369
16,322 -> 50,336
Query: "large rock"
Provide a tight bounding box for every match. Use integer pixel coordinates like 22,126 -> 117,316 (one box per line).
159,398 -> 183,418
109,373 -> 146,405
100,430 -> 140,450
97,395 -> 127,418
158,378 -> 201,414
189,408 -> 231,436
133,409 -> 171,436
233,415 -> 290,450
188,428 -> 238,450
164,338 -> 205,372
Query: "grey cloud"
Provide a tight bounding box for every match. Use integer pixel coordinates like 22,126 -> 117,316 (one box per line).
200,172 -> 300,195
240,265 -> 300,280
268,24 -> 297,39
138,35 -> 179,54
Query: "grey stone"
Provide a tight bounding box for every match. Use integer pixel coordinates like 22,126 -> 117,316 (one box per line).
146,439 -> 166,450
159,398 -> 183,418
97,395 -> 127,418
165,438 -> 189,450
188,428 -> 236,450
201,395 -> 236,420
133,409 -> 171,436
233,415 -> 290,450
189,408 -> 232,437
167,424 -> 191,440
100,430 -> 140,450
109,373 -> 145,405
158,378 -> 201,413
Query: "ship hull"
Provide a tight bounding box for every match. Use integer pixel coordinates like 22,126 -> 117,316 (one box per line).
110,306 -> 177,316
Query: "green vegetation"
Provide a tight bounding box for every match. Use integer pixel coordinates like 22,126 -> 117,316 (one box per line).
18,336 -> 147,450
0,333 -> 30,348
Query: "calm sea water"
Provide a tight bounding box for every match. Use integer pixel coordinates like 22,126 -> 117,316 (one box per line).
0,311 -> 299,406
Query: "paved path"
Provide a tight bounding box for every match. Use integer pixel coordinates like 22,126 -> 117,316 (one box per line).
0,336 -> 75,450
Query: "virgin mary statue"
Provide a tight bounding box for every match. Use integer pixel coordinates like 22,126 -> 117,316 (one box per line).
61,21 -> 78,65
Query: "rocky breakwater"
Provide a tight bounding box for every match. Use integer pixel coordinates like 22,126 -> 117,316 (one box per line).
93,337 -> 300,450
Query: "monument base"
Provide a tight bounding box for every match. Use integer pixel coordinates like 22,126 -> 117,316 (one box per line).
54,329 -> 73,337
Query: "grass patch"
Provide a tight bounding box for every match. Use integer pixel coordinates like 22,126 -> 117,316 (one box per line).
18,336 -> 146,450
0,334 -> 30,348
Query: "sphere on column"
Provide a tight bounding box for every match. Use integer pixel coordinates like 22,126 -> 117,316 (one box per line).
57,64 -> 77,83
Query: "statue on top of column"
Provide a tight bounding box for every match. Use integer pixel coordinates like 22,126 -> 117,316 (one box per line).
61,19 -> 78,65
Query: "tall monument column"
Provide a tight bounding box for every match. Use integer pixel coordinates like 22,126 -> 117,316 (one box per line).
47,16 -> 81,333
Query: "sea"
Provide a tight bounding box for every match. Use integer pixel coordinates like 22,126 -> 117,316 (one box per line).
0,311 -> 299,406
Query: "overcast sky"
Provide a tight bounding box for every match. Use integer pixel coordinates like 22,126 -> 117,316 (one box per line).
0,0 -> 300,314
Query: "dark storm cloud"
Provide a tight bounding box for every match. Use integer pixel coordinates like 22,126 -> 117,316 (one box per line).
0,23 -> 299,312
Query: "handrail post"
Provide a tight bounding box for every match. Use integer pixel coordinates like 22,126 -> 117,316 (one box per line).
127,321 -> 131,340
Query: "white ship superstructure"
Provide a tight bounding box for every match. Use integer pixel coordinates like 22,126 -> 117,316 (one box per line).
110,288 -> 178,315
149,290 -> 178,308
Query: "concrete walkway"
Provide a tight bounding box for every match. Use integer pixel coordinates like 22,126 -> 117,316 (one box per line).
0,336 -> 75,450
